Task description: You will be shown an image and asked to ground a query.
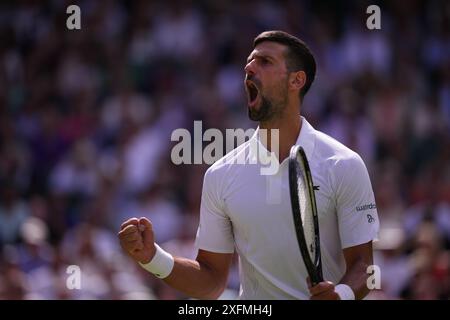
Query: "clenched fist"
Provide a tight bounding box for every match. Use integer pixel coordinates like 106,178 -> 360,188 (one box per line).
118,217 -> 156,264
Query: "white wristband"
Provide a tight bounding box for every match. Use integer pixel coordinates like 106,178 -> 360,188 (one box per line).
335,284 -> 355,300
138,244 -> 174,279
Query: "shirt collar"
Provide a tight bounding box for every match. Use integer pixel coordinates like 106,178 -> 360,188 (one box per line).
250,116 -> 317,164
294,116 -> 316,162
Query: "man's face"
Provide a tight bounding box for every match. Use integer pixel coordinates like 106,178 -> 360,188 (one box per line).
244,41 -> 290,122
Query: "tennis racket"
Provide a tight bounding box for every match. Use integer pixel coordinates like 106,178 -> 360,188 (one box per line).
288,145 -> 323,286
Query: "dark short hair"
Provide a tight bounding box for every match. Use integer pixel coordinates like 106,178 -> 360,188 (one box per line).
253,30 -> 316,100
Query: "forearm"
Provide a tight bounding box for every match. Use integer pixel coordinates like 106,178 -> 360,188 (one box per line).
160,256 -> 227,300
339,257 -> 371,299
118,218 -> 232,299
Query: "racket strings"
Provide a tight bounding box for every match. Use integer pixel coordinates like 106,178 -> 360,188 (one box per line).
295,161 -> 316,262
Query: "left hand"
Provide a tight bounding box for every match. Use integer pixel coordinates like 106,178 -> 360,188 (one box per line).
307,277 -> 340,300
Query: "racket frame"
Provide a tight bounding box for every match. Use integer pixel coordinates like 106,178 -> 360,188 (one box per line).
288,145 -> 323,286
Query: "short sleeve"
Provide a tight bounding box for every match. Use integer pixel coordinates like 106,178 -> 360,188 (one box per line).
194,168 -> 235,253
333,154 -> 379,249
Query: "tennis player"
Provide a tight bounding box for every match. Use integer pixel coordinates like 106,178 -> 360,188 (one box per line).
118,31 -> 379,300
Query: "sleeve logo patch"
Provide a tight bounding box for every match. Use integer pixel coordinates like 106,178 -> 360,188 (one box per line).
356,203 -> 377,212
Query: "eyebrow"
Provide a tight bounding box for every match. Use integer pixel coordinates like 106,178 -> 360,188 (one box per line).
246,53 -> 275,63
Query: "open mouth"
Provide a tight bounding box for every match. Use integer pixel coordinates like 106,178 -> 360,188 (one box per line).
245,80 -> 260,107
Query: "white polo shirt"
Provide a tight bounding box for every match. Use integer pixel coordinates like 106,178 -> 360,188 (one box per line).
195,117 -> 379,299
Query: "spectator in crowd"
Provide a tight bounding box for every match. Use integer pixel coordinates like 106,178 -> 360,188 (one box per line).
0,0 -> 449,299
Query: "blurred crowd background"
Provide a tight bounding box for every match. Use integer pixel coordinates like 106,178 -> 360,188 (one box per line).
0,0 -> 449,299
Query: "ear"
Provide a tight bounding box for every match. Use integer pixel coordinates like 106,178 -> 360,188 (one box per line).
289,70 -> 306,92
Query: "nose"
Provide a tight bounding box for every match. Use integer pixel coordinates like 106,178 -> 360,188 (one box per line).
244,60 -> 256,77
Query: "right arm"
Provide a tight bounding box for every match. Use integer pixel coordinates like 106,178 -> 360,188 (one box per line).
118,217 -> 233,300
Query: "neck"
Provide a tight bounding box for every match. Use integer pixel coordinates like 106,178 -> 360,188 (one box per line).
259,106 -> 302,162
